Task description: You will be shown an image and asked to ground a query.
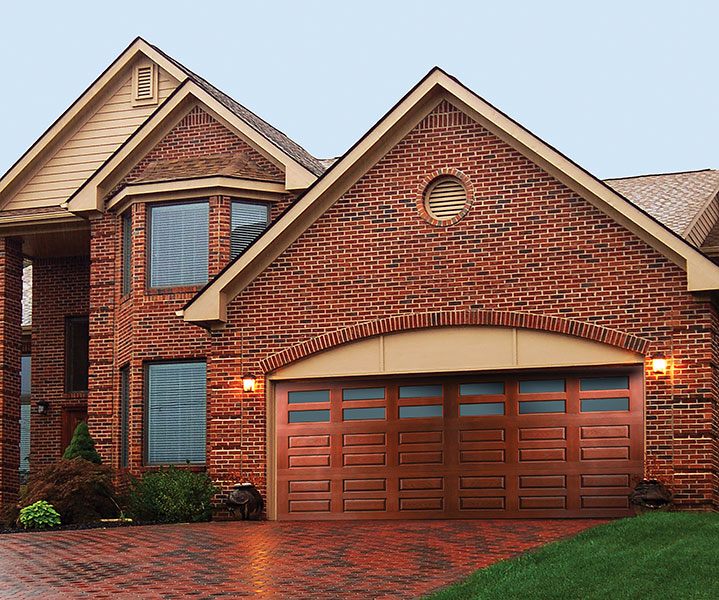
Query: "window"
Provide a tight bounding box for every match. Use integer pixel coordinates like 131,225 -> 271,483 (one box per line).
149,202 -> 208,288
231,200 -> 269,260
120,366 -> 130,468
65,316 -> 89,393
121,211 -> 132,296
19,355 -> 31,474
146,361 -> 206,464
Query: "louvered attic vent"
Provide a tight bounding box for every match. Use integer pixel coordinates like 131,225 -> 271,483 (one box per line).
136,66 -> 153,99
424,176 -> 467,220
133,62 -> 157,105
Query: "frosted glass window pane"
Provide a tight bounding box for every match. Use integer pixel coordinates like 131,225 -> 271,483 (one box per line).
581,397 -> 629,412
519,400 -> 565,414
399,405 -> 443,418
342,387 -> 385,401
580,377 -> 629,391
288,409 -> 330,423
519,379 -> 565,394
288,390 -> 330,404
399,385 -> 442,398
460,402 -> 505,416
343,407 -> 385,420
147,362 -> 206,464
460,382 -> 504,396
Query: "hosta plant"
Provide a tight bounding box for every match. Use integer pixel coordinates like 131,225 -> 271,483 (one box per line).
19,500 -> 61,529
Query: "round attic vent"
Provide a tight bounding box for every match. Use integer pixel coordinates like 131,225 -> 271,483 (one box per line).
424,176 -> 467,220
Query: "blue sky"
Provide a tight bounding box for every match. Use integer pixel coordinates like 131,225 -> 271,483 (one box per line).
1,0 -> 717,179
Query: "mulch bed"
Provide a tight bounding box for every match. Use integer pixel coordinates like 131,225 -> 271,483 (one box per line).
0,520 -> 167,535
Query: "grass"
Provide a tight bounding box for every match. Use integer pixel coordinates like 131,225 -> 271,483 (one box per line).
424,512 -> 719,600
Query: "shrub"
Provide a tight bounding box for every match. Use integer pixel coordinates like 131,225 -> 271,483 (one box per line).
62,421 -> 102,464
19,500 -> 61,529
19,457 -> 117,524
127,467 -> 218,523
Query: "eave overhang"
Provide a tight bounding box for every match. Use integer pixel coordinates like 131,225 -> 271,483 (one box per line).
66,81 -> 316,216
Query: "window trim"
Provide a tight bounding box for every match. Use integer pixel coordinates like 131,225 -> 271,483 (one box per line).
146,200 -> 209,292
143,358 -> 207,466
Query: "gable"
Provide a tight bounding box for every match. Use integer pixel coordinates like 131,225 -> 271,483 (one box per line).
2,61 -> 180,212
235,101 -> 685,317
116,106 -> 284,193
182,68 -> 719,328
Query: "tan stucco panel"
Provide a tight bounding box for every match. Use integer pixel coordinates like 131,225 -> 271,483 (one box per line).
269,326 -> 643,380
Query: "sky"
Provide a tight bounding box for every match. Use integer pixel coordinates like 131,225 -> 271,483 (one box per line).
1,0 -> 717,180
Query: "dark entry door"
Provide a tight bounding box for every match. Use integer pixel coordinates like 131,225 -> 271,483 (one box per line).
62,407 -> 88,453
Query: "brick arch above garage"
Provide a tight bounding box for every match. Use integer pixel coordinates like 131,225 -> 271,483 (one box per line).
262,310 -> 650,377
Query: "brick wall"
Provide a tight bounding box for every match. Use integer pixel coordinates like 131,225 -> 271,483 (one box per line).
209,100 -> 717,509
88,111 -> 294,472
122,106 -> 285,185
30,256 -> 89,470
0,238 -> 22,508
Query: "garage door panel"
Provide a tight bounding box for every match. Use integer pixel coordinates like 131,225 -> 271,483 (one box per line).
277,368 -> 642,519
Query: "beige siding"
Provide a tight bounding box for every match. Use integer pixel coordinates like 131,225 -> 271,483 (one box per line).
8,67 -> 179,210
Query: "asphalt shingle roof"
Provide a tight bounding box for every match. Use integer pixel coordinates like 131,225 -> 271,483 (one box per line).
604,169 -> 719,237
135,153 -> 283,184
151,43 -> 326,178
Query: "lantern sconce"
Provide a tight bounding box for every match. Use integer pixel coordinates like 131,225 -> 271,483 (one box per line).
36,400 -> 50,414
242,373 -> 257,393
652,354 -> 668,375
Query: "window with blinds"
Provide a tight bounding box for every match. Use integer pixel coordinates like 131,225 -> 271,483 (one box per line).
122,211 -> 132,296
149,202 -> 209,288
147,361 -> 206,464
231,201 -> 269,260
19,404 -> 30,474
120,367 -> 130,469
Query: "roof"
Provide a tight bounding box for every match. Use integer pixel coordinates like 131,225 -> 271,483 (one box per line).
132,153 -> 283,185
149,42 -> 325,178
604,169 -> 719,237
181,67 -> 719,328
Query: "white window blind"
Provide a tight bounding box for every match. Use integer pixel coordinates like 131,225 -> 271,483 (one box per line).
231,201 -> 269,260
147,362 -> 206,464
19,404 -> 30,473
149,202 -> 208,288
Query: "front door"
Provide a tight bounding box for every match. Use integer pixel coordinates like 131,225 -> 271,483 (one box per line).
61,407 -> 88,454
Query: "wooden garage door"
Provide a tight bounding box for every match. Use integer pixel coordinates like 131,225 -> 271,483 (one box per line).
276,369 -> 643,519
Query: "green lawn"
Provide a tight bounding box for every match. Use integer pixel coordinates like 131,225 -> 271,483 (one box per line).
424,512 -> 719,600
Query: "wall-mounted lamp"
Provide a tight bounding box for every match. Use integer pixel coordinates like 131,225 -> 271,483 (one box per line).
242,373 -> 257,393
652,354 -> 668,375
36,400 -> 49,414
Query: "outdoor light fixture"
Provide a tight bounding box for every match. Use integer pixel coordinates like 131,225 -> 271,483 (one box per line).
652,355 -> 668,375
242,373 -> 257,393
36,400 -> 49,414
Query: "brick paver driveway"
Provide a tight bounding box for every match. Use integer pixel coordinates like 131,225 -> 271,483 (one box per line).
0,519 -> 605,599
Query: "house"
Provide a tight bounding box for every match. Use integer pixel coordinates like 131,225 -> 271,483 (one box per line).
0,38 -> 717,519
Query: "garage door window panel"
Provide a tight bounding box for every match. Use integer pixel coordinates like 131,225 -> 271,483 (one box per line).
343,387 -> 385,401
343,407 -> 386,421
288,390 -> 330,404
581,397 -> 630,412
288,409 -> 331,423
459,402 -> 505,416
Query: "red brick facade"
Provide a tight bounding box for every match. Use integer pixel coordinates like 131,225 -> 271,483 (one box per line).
213,101 -> 717,509
6,93 -> 718,514
30,257 -> 89,469
0,238 -> 22,507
